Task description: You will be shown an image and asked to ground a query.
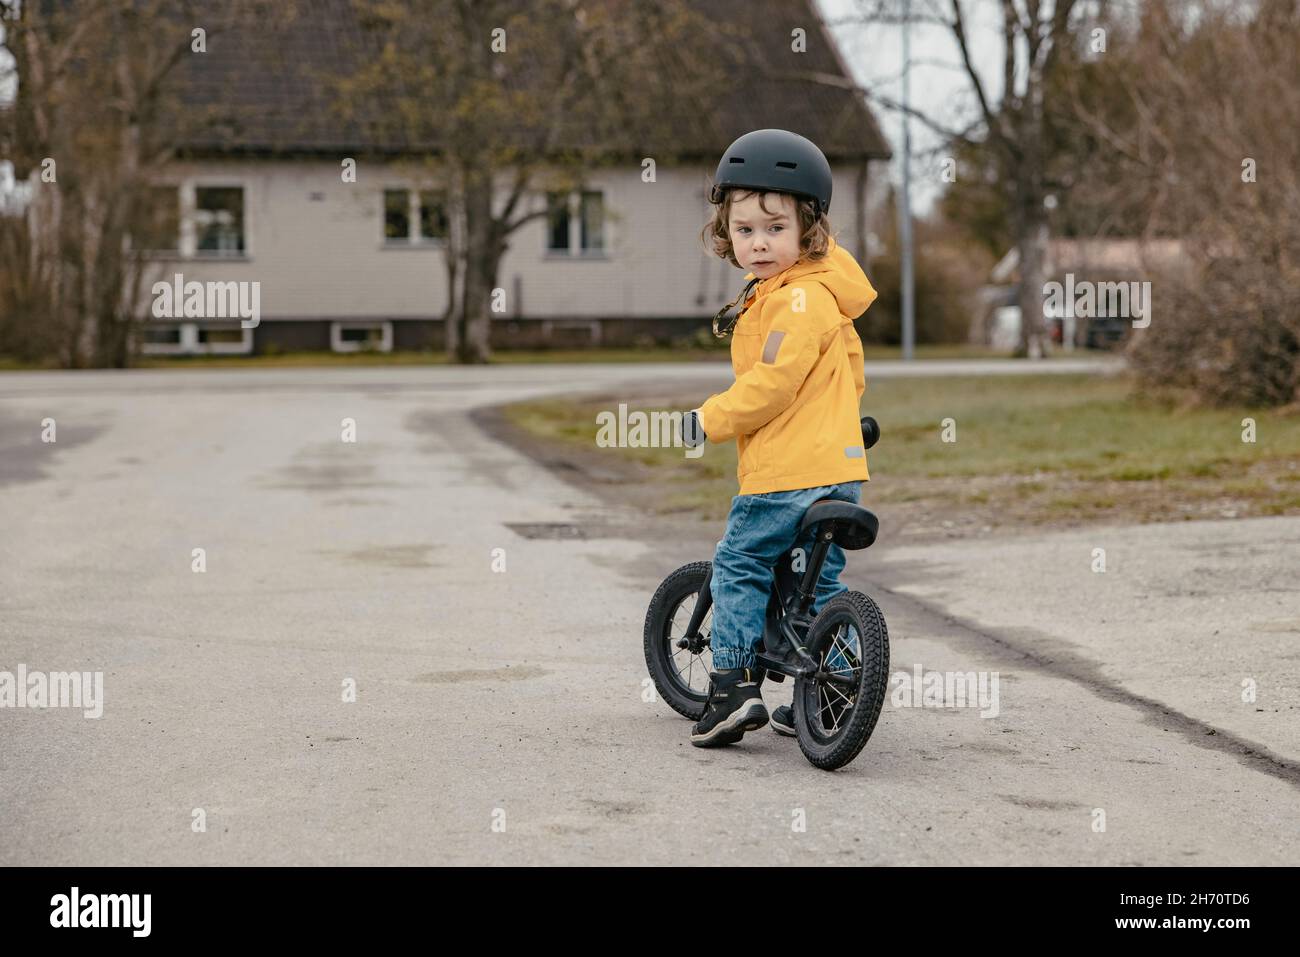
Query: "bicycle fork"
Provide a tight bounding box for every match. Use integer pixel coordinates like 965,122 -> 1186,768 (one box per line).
678,565 -> 713,656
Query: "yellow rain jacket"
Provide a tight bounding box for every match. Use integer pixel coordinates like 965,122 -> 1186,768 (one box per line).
697,236 -> 877,495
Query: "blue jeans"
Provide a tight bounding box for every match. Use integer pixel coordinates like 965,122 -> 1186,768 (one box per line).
709,481 -> 863,671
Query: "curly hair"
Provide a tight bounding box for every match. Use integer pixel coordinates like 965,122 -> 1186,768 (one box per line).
699,188 -> 832,269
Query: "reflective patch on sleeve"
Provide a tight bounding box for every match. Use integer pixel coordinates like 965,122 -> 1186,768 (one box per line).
844,445 -> 865,458
761,330 -> 786,363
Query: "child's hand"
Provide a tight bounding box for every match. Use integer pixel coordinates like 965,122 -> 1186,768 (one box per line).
680,409 -> 707,448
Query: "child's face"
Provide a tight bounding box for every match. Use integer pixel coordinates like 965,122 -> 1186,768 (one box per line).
727,191 -> 801,279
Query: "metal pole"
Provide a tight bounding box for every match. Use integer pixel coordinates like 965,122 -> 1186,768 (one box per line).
899,0 -> 916,361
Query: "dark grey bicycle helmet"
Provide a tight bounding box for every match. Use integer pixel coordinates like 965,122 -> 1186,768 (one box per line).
708,129 -> 833,217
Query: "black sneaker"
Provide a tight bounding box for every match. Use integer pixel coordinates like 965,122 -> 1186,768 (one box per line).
690,668 -> 769,747
770,704 -> 796,737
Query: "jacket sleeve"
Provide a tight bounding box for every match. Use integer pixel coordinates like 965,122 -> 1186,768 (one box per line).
697,285 -> 830,443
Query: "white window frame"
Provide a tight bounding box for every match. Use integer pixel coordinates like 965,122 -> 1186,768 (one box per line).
137,322 -> 189,355
194,323 -> 254,355
382,187 -> 450,248
543,189 -> 607,258
139,322 -> 252,355
331,320 -> 393,353
190,183 -> 250,260
136,321 -> 250,356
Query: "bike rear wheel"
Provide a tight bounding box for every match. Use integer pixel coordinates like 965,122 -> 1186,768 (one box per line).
793,591 -> 889,770
643,561 -> 714,720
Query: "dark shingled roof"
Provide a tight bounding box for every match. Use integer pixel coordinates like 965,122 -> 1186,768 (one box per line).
172,0 -> 891,162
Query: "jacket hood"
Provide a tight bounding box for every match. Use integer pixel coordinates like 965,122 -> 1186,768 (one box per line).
746,236 -> 877,319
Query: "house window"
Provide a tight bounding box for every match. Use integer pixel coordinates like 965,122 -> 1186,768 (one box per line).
330,320 -> 393,353
195,187 -> 245,256
384,189 -> 410,241
137,323 -> 187,356
140,325 -> 182,345
419,190 -> 449,241
546,192 -> 571,252
580,191 -> 604,252
197,326 -> 247,345
195,324 -> 253,354
137,186 -> 180,253
546,189 -> 605,255
138,322 -> 250,355
384,188 -> 449,244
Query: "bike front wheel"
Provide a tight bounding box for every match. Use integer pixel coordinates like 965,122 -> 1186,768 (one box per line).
643,561 -> 714,720
793,590 -> 890,770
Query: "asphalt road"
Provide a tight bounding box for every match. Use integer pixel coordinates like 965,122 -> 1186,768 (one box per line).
2,360 -> 1296,865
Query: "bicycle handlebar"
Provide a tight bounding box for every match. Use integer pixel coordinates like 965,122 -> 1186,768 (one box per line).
860,416 -> 880,450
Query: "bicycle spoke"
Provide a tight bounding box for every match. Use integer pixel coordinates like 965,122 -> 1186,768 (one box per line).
676,648 -> 704,691
830,628 -> 859,669
811,665 -> 852,733
816,682 -> 848,734
800,618 -> 851,733
823,679 -> 853,709
820,622 -> 857,678
826,651 -> 858,676
664,592 -> 714,695
824,686 -> 843,734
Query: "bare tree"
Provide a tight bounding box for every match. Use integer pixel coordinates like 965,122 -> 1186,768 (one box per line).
1104,0 -> 1300,406
0,0 -> 291,367
328,0 -> 730,364
789,0 -> 1092,357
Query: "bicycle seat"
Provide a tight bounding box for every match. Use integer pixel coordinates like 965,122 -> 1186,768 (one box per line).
799,500 -> 879,550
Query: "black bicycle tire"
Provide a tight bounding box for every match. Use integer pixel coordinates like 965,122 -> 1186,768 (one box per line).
643,561 -> 713,720
792,590 -> 890,770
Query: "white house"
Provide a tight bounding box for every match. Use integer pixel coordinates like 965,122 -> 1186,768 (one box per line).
129,0 -> 893,356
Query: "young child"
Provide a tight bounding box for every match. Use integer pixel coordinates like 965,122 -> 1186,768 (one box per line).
680,129 -> 878,748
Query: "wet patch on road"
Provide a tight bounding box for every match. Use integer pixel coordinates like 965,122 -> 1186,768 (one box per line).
255,442 -> 407,492
503,521 -> 639,541
405,407 -> 520,493
1249,618 -> 1300,632
0,407 -> 109,487
411,665 -> 550,683
505,522 -> 587,539
997,795 -> 1087,811
318,544 -> 443,568
583,798 -> 649,818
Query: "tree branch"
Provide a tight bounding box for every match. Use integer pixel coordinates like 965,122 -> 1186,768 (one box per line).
950,0 -> 1007,150
765,67 -> 978,144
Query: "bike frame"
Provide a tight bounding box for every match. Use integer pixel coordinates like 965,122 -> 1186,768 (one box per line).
678,524 -> 852,685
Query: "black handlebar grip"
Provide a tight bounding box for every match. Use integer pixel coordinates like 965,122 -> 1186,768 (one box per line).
860,416 -> 880,450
